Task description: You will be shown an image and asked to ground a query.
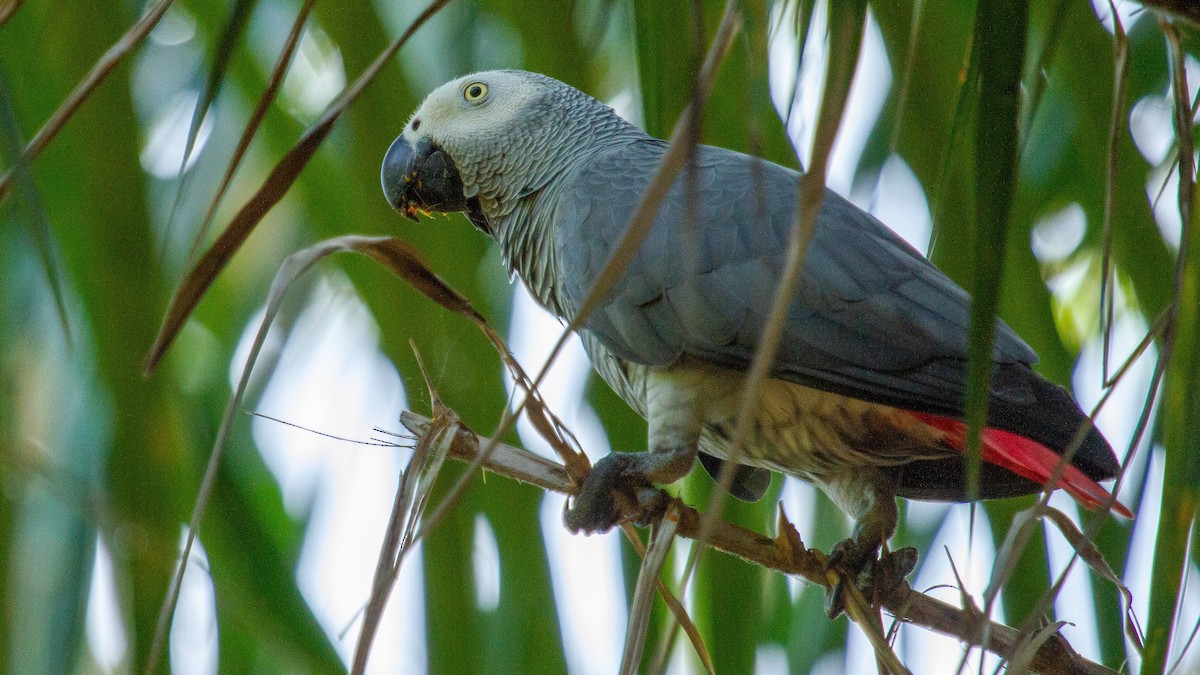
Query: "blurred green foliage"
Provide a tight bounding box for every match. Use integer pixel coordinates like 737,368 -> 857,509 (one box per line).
0,0 -> 1196,672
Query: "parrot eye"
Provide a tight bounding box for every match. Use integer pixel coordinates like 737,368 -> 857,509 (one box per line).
463,82 -> 489,103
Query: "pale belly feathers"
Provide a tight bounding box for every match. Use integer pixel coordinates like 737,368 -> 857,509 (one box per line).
579,331 -> 953,483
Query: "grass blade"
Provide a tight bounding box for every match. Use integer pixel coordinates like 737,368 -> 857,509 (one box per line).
201,445 -> 345,671
0,68 -> 69,342
1143,19 -> 1200,674
963,0 -> 1027,498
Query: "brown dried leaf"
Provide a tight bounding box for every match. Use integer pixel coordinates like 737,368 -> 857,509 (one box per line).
149,234 -> 432,672
1041,506 -> 1145,654
621,505 -> 699,675
359,237 -> 484,323
186,0 -> 316,266
353,359 -> 454,674
620,521 -> 714,675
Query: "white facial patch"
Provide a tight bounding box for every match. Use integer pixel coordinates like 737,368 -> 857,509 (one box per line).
405,71 -> 540,148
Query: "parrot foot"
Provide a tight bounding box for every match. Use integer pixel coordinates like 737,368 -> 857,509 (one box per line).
563,453 -> 672,534
824,543 -> 919,618
824,536 -> 880,618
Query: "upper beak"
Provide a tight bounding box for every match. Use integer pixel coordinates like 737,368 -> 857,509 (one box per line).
381,135 -> 468,221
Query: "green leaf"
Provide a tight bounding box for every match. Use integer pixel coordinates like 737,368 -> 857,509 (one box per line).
0,67 -> 70,341
1143,23 -> 1200,674
964,0 -> 1027,498
204,441 -> 344,671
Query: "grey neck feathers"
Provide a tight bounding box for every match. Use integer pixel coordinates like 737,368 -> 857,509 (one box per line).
471,77 -> 643,219
492,192 -> 563,317
483,77 -> 647,318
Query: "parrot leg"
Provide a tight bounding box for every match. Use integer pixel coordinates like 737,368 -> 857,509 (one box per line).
819,470 -> 906,616
564,370 -> 705,534
825,469 -> 899,565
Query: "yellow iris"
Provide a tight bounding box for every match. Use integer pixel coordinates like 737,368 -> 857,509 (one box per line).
464,82 -> 488,102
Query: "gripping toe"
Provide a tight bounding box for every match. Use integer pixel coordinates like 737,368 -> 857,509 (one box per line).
564,454 -> 629,533
564,453 -> 676,533
824,536 -> 884,618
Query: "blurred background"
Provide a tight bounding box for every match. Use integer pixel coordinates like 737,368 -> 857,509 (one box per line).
1,0 -> 1198,672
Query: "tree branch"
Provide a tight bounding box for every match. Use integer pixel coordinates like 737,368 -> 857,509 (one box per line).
399,411 -> 1119,675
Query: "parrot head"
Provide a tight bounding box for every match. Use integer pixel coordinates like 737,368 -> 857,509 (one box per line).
382,70 -> 637,231
382,71 -> 542,232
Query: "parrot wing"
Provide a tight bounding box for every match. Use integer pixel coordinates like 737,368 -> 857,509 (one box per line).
555,140 -> 1032,411
554,141 -> 1119,493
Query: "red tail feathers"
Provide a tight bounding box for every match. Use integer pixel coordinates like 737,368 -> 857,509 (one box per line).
908,412 -> 1132,519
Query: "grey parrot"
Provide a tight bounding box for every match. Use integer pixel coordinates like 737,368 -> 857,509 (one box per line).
380,70 -> 1127,569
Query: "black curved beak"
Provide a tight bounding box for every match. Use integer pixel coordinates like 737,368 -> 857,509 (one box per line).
381,135 -> 469,222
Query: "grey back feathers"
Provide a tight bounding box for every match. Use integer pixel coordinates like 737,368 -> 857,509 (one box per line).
545,141 -> 1035,411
